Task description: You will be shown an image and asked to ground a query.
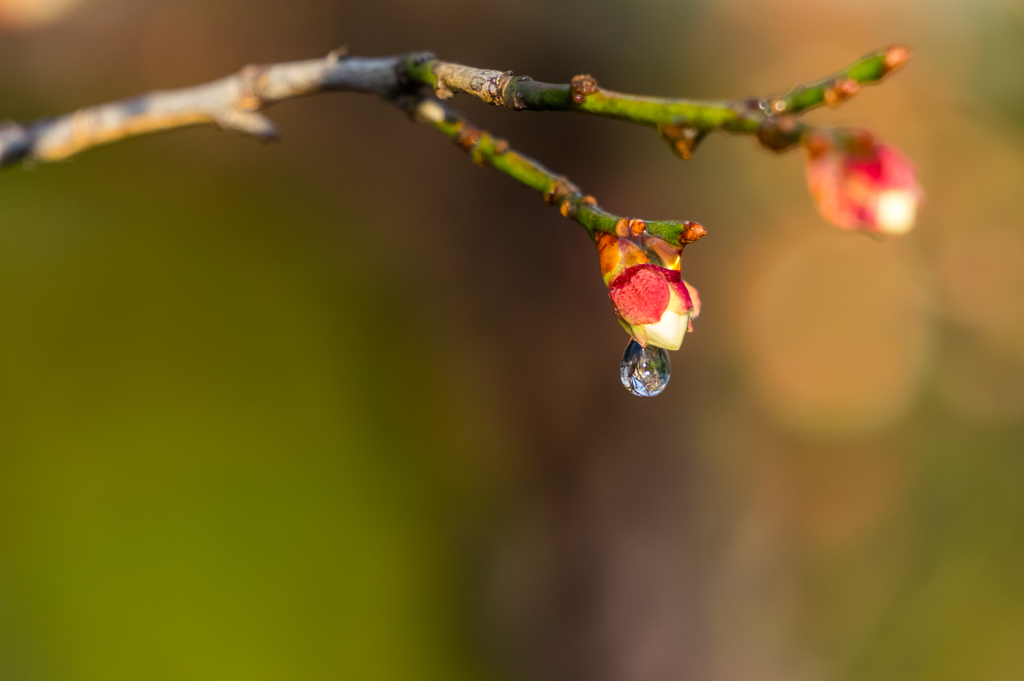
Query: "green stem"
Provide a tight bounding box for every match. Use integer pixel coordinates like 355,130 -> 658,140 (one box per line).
770,45 -> 911,114
403,45 -> 911,158
405,95 -> 706,246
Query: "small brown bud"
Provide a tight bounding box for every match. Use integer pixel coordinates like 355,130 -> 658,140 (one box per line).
883,45 -> 912,74
679,221 -> 706,245
614,218 -> 630,236
570,74 -> 599,104
824,79 -> 860,107
659,124 -> 705,160
839,79 -> 860,97
756,115 -> 801,153
455,126 -> 482,153
544,178 -> 577,205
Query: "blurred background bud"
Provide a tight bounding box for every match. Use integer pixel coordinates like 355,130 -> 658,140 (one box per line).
804,131 -> 923,235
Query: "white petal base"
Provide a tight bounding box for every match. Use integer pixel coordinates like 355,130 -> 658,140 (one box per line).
642,310 -> 688,351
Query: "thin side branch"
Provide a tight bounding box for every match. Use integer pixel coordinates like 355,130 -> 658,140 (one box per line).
768,45 -> 911,115
404,94 -> 706,245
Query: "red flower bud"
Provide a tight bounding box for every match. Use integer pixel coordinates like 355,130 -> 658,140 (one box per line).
805,134 -> 923,235
596,233 -> 700,350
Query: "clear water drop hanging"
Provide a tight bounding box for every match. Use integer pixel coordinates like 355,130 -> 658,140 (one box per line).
620,339 -> 671,397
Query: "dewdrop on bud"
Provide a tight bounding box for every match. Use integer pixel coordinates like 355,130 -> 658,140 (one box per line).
620,340 -> 671,397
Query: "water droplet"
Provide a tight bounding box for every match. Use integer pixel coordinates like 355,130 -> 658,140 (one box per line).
620,339 -> 671,397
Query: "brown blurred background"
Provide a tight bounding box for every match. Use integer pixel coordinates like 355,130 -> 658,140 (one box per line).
0,0 -> 1022,679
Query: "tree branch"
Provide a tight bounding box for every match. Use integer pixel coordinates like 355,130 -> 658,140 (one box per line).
0,51 -> 409,167
0,46 -> 910,244
404,45 -> 910,158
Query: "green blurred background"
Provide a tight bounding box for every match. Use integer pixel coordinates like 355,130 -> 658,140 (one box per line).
1,0 -> 1022,679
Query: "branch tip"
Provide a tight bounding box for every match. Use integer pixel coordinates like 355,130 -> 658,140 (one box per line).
882,44 -> 912,75
679,221 -> 706,245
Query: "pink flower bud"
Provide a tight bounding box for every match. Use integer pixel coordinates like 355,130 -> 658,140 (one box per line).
804,133 -> 923,235
596,233 -> 701,350
608,264 -> 700,350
